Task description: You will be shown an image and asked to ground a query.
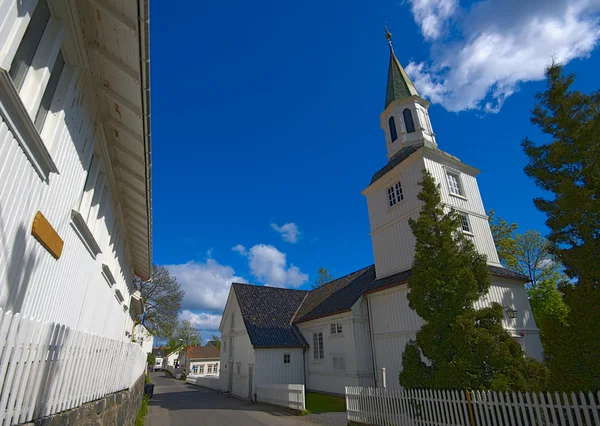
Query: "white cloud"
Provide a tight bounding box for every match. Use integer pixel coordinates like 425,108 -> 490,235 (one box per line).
165,259 -> 247,312
232,244 -> 247,256
403,0 -> 600,112
271,222 -> 300,243
179,310 -> 222,331
407,0 -> 458,41
247,244 -> 308,288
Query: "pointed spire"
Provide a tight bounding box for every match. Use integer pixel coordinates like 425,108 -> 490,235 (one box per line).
384,27 -> 419,109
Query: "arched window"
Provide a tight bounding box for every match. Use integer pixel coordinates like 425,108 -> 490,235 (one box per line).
388,116 -> 398,142
403,108 -> 416,133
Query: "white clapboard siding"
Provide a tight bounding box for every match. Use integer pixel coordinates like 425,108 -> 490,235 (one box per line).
346,386 -> 600,426
0,308 -> 146,426
255,384 -> 305,411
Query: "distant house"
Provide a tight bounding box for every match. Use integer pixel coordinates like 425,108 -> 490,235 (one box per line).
205,340 -> 220,348
152,347 -> 165,371
178,344 -> 220,376
218,44 -> 544,399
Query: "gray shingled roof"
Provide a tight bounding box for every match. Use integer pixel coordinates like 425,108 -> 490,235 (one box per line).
233,266 -> 527,345
370,145 -> 421,185
232,283 -> 308,348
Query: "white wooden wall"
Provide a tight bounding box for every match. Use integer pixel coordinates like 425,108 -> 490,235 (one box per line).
365,148 -> 501,279
365,154 -> 425,278
219,290 -> 255,398
0,1 -> 136,341
255,348 -> 304,388
423,155 -> 500,265
297,311 -> 365,395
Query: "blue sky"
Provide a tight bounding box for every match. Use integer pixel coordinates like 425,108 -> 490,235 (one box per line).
149,0 -> 600,340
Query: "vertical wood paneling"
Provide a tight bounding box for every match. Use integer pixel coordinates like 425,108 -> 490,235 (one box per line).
0,63 -> 136,341
255,348 -> 304,387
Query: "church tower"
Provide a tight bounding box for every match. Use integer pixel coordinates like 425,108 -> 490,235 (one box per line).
363,29 -> 501,279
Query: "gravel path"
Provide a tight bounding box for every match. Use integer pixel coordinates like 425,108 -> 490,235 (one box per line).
300,412 -> 348,426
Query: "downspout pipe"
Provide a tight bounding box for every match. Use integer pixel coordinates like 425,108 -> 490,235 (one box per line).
365,295 -> 378,387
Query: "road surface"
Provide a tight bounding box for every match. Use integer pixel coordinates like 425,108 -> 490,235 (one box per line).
146,372 -> 319,426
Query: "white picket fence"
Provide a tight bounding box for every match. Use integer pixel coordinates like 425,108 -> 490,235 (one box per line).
346,386 -> 600,426
0,308 -> 147,426
256,384 -> 306,411
185,375 -> 220,390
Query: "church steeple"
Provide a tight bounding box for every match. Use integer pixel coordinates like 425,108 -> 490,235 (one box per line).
380,27 -> 436,160
384,28 -> 419,109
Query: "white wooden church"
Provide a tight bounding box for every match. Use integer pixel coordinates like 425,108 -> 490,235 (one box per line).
218,35 -> 544,399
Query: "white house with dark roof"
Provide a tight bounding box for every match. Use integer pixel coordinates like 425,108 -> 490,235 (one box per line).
218,33 -> 543,398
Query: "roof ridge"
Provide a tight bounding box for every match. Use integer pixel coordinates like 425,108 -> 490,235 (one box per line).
307,264 -> 373,294
232,282 -> 309,293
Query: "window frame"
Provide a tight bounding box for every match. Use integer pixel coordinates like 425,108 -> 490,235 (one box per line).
198,365 -> 204,374
330,322 -> 343,335
387,181 -> 404,208
284,353 -> 291,364
459,212 -> 472,234
446,172 -> 464,197
34,50 -> 65,131
332,355 -> 346,370
403,108 -> 416,133
389,116 -> 398,142
313,332 -> 324,360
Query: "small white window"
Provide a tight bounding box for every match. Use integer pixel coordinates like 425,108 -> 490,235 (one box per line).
333,356 -> 346,370
387,181 -> 404,207
199,365 -> 204,374
330,322 -> 343,335
284,354 -> 291,364
313,332 -> 324,359
192,365 -> 198,374
9,0 -> 51,91
207,364 -> 213,374
236,363 -> 241,375
446,173 -> 463,196
460,213 -> 471,233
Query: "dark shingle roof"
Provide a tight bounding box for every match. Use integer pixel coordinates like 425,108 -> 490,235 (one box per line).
370,145 -> 421,185
232,283 -> 308,348
233,265 -> 527,342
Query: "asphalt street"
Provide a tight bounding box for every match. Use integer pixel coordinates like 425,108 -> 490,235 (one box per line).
146,372 -> 318,426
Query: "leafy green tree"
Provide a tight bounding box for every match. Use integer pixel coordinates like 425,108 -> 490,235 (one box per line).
522,63 -> 600,392
400,171 -> 548,391
147,352 -> 156,366
488,214 -> 569,323
174,319 -> 202,347
311,267 -> 334,289
135,265 -> 185,340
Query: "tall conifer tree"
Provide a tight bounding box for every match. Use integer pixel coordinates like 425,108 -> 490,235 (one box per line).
400,171 -> 548,391
523,63 -> 600,392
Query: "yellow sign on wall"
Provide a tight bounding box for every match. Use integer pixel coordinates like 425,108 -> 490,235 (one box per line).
31,211 -> 64,259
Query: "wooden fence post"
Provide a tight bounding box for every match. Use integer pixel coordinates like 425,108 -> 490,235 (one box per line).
466,391 -> 476,426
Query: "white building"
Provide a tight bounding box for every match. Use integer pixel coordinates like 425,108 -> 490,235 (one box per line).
178,344 -> 220,377
0,0 -> 151,339
219,37 -> 543,399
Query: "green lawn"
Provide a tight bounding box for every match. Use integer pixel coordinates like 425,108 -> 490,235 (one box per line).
303,392 -> 346,415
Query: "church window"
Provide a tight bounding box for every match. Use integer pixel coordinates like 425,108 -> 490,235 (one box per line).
330,322 -> 343,334
284,353 -> 291,364
389,116 -> 398,142
403,108 -> 416,133
387,181 -> 404,207
313,332 -> 324,359
459,213 -> 471,233
446,172 -> 463,196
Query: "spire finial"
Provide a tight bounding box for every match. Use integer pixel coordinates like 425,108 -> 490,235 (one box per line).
385,23 -> 393,48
